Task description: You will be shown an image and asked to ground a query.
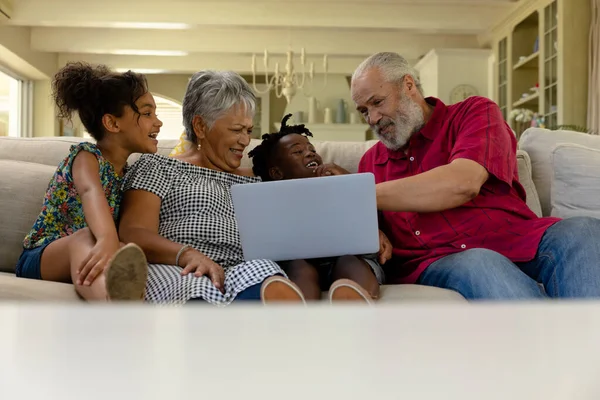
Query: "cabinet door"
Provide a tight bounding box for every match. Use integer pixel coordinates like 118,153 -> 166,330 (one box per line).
543,0 -> 558,128
497,37 -> 509,120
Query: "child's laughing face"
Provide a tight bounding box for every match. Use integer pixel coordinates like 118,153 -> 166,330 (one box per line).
269,134 -> 323,180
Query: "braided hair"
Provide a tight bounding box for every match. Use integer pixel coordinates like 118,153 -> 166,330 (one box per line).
248,113 -> 314,181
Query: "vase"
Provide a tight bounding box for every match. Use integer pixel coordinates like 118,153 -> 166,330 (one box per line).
293,111 -> 304,124
324,108 -> 333,124
308,97 -> 318,123
335,99 -> 347,124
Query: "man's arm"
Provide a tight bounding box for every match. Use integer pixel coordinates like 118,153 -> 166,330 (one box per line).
376,158 -> 489,212
375,97 -> 514,213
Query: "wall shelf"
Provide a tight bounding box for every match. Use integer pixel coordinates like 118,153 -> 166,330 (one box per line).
513,51 -> 539,70
513,92 -> 540,107
274,123 -> 369,142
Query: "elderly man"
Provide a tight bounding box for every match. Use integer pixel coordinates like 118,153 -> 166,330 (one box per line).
351,52 -> 600,300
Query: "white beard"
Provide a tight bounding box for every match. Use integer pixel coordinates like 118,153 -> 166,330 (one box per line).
372,93 -> 425,151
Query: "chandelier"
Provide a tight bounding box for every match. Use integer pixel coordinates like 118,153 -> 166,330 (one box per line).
251,48 -> 328,103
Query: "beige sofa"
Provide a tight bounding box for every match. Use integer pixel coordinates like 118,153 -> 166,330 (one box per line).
2,127 -> 595,302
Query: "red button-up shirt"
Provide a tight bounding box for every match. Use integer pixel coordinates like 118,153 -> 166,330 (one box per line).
358,96 -> 560,284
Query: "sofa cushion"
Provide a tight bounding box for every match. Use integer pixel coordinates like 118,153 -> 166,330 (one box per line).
516,150 -> 542,217
0,137 -> 181,168
0,136 -> 84,166
550,143 -> 600,219
0,269 -> 465,302
0,272 -> 81,300
240,139 -> 379,173
519,128 -> 600,216
0,160 -> 57,273
376,284 -> 466,302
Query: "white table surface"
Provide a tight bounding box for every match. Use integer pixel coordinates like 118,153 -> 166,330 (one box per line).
1,302 -> 600,400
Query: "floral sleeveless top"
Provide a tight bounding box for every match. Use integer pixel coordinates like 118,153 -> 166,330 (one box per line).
23,142 -> 126,249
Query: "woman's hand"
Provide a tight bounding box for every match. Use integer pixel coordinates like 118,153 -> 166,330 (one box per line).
77,238 -> 120,286
378,230 -> 393,265
314,163 -> 350,177
179,249 -> 225,293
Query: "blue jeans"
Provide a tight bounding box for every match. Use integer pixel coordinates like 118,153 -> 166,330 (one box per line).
417,217 -> 600,300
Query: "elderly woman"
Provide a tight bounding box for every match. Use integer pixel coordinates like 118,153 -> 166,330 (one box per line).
118,70 -> 304,305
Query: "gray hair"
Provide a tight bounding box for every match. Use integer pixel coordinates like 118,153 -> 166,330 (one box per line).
182,70 -> 256,143
352,52 -> 423,95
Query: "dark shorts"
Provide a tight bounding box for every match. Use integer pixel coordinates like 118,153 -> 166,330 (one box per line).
15,243 -> 50,280
279,255 -> 385,291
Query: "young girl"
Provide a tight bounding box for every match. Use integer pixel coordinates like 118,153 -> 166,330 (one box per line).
15,62 -> 163,301
249,114 -> 393,303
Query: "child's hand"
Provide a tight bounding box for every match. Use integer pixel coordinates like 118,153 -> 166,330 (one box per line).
179,249 -> 225,293
314,163 -> 349,177
77,239 -> 120,286
378,230 -> 393,265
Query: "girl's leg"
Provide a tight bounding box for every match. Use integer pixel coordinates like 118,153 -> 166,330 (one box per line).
40,228 -> 146,301
282,259 -> 322,301
40,228 -> 95,282
330,255 -> 380,300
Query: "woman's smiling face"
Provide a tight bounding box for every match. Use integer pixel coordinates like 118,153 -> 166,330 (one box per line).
195,103 -> 254,173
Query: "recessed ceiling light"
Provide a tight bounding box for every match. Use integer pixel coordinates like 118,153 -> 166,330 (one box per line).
109,50 -> 189,57
114,68 -> 168,74
106,22 -> 191,30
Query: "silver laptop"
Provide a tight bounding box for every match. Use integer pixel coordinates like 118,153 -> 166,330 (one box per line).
231,173 -> 379,261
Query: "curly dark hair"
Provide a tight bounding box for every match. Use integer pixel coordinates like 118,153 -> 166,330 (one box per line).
52,62 -> 148,141
248,113 -> 314,181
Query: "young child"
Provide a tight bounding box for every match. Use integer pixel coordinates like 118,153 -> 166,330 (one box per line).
15,62 -> 163,301
249,114 -> 392,303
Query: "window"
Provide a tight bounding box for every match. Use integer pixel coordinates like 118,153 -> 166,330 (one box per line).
0,70 -> 21,137
82,94 -> 183,140
153,95 -> 184,140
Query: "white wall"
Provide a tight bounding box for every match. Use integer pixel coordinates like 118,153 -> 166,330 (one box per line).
283,74 -> 361,124
488,52 -> 495,100
33,79 -> 58,137
415,52 -> 439,98
415,49 -> 492,104
0,71 -> 10,136
145,74 -> 190,103
0,26 -> 57,80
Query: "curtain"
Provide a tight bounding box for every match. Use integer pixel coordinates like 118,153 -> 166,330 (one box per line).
588,0 -> 600,134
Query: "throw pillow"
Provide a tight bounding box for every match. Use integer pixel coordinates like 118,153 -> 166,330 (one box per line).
169,132 -> 193,157
551,143 -> 600,219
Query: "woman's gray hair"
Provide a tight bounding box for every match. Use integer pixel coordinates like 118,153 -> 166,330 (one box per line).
352,52 -> 423,95
182,70 -> 256,143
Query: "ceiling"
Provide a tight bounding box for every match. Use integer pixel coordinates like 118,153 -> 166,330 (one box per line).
1,0 -> 521,76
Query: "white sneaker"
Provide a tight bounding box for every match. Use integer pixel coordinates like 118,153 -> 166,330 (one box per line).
328,279 -> 373,304
260,276 -> 306,305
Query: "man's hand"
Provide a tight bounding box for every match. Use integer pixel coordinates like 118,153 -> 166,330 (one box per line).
378,230 -> 393,265
179,249 -> 225,293
314,163 -> 350,177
